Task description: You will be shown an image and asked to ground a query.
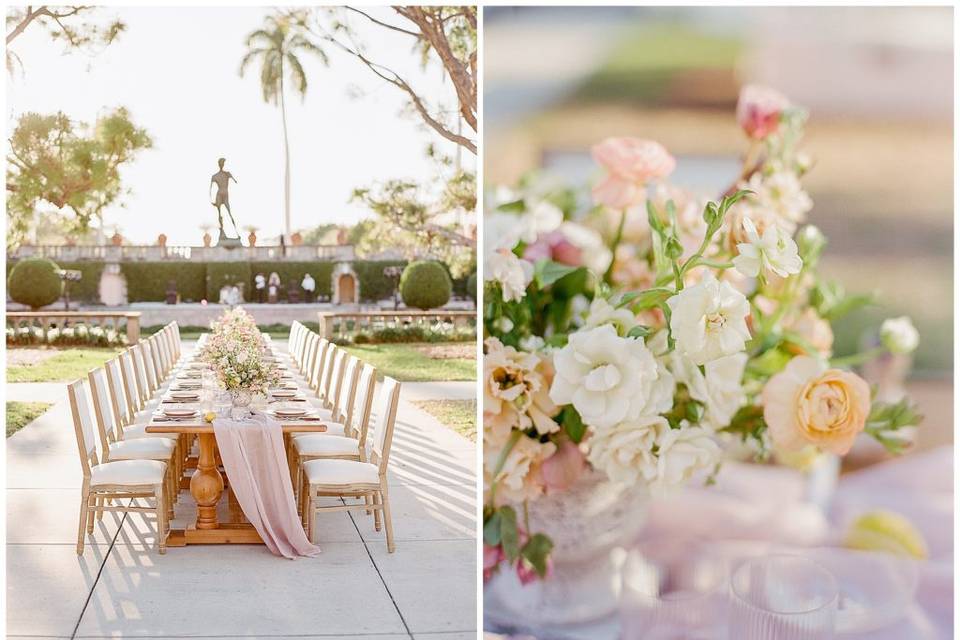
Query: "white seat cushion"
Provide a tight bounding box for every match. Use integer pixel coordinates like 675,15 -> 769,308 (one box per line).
122,423 -> 178,440
91,459 -> 167,487
108,438 -> 176,461
303,459 -> 380,486
294,435 -> 360,457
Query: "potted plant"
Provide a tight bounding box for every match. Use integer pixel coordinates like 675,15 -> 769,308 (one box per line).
157,233 -> 167,247
200,224 -> 213,247
244,225 -> 259,247
291,231 -> 303,246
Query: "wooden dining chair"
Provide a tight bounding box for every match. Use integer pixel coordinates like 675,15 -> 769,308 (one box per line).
299,377 -> 401,552
288,321 -> 302,356
319,347 -> 347,411
68,378 -> 169,555
302,333 -> 321,378
130,344 -> 154,405
147,336 -> 167,386
89,367 -> 177,516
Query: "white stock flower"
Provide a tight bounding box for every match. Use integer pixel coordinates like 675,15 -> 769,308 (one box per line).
667,272 -> 751,365
670,351 -> 748,431
880,316 -> 919,355
733,217 -> 803,279
652,423 -> 721,493
584,297 -> 637,335
549,324 -> 660,429
745,170 -> 813,225
519,201 -> 564,243
484,212 -> 524,253
485,249 -> 534,303
587,415 -> 665,486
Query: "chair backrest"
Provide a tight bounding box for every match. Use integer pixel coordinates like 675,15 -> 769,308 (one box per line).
105,357 -> 131,434
309,339 -> 330,389
349,363 -> 377,446
370,377 -> 402,472
334,356 -> 361,423
130,344 -> 151,404
171,321 -> 182,356
155,330 -> 171,373
318,345 -> 339,403
327,348 -> 348,411
293,325 -> 308,366
141,340 -> 159,393
147,336 -> 165,384
301,333 -> 318,375
88,367 -> 119,456
67,379 -> 99,478
289,321 -> 302,353
119,348 -> 143,411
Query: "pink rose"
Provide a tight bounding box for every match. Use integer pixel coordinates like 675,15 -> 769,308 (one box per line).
540,439 -> 586,493
516,555 -> 554,585
523,231 -> 583,267
483,544 -> 504,582
736,85 -> 789,140
591,137 -> 676,209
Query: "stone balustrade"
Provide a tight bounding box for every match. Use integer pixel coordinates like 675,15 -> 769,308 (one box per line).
317,309 -> 476,340
6,311 -> 142,344
9,244 -> 358,263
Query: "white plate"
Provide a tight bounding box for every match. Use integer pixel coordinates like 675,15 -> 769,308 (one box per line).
163,409 -> 198,418
270,390 -> 297,398
272,408 -> 307,417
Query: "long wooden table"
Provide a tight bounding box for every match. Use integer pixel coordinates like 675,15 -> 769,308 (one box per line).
146,343 -> 327,546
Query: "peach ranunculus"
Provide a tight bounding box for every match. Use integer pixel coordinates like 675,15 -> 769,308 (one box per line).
762,356 -> 871,456
591,137 -> 676,210
786,308 -> 834,358
483,337 -> 560,447
736,85 -> 789,140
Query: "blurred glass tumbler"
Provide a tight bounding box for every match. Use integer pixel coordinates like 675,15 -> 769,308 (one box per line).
621,550 -> 727,640
728,555 -> 838,640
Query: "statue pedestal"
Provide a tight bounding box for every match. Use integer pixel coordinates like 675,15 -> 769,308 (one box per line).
217,230 -> 243,249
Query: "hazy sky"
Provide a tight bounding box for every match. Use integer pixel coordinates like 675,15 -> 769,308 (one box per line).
6,6 -> 471,245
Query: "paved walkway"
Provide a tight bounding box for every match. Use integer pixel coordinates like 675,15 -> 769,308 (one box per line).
6,344 -> 477,639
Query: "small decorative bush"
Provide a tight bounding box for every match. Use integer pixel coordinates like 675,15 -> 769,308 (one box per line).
8,258 -> 63,309
399,260 -> 452,310
6,323 -> 127,347
466,272 -> 477,302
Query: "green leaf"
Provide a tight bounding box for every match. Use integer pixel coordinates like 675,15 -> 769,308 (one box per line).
520,533 -> 554,577
646,200 -> 665,234
626,325 -> 652,339
617,287 -> 674,310
500,506 -> 520,562
483,510 -> 502,546
497,199 -> 526,213
534,260 -> 583,288
561,407 -> 587,443
746,347 -> 792,378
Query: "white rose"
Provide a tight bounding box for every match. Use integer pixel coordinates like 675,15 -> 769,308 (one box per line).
519,200 -> 564,243
880,316 -> 919,355
652,423 -> 720,493
549,324 -> 660,429
484,249 -> 534,303
584,297 -> 637,335
484,212 -> 523,253
733,217 -> 803,279
587,415 -> 665,486
670,351 -> 747,431
667,272 -> 751,365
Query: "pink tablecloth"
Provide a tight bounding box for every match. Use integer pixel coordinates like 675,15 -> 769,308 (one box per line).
213,411 -> 321,559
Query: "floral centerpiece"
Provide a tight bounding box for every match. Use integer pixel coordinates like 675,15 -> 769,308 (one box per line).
198,307 -> 280,403
482,86 -> 922,586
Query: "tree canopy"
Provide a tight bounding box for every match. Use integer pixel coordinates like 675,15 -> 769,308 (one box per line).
6,108 -> 152,250
6,6 -> 125,74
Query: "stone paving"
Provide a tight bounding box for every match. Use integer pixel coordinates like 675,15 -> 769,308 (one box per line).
5,342 -> 478,639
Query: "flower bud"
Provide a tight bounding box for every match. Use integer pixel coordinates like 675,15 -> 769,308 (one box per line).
880,316 -> 919,355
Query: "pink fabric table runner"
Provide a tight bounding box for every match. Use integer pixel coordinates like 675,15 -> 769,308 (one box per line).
213,411 -> 321,559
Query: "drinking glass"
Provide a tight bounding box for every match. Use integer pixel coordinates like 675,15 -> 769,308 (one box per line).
728,555 -> 838,640
621,550 -> 728,640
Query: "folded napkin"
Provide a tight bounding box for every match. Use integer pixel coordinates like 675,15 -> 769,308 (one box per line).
213,411 -> 321,559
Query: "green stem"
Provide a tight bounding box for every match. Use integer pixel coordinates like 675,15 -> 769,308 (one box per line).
603,208 -> 627,285
696,259 -> 735,270
830,346 -> 886,369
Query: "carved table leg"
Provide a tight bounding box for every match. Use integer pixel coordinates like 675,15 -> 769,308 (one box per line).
191,433 -> 223,529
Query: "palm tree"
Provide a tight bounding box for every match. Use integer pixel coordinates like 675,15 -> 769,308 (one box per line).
240,16 -> 326,243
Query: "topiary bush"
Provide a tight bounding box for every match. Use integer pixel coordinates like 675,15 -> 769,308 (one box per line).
399,260 -> 452,310
466,272 -> 477,303
8,257 -> 63,309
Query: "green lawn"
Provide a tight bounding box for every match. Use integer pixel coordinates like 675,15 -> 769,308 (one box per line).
6,401 -> 52,437
7,348 -> 123,383
414,399 -> 477,441
342,343 -> 475,382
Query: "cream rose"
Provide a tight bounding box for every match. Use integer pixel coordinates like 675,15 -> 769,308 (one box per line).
652,422 -> 721,493
587,415 -> 665,486
485,249 -> 533,303
484,436 -> 557,506
483,338 -> 559,446
666,271 -> 751,365
762,356 -> 871,456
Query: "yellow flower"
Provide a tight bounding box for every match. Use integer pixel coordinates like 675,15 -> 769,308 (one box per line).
762,356 -> 870,456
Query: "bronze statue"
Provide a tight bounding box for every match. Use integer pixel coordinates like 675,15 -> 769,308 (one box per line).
210,157 -> 240,239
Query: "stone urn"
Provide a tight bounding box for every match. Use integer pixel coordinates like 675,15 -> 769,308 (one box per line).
247,230 -> 257,247
291,231 -> 303,246
485,471 -> 649,635
157,233 -> 167,247
111,232 -> 123,247
203,231 -> 212,247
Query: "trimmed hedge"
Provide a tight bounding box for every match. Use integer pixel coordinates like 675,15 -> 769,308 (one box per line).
353,260 -> 406,302
121,262 -> 207,302
57,262 -> 105,303
8,258 -> 63,309
400,260 -> 452,310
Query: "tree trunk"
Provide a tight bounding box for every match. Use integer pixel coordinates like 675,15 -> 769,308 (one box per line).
279,67 -> 292,243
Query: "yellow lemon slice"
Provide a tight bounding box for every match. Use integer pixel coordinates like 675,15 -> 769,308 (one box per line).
844,510 -> 928,560
203,411 -> 217,424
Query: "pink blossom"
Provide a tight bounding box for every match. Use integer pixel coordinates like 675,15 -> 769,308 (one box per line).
591,137 -> 676,209
483,544 -> 504,582
522,231 -> 583,267
516,555 -> 553,585
540,439 -> 586,493
736,85 -> 789,140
